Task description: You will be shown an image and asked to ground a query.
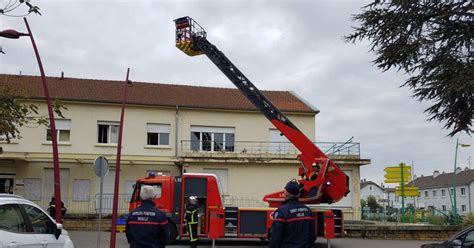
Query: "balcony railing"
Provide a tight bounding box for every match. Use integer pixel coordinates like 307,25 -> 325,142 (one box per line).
180,140 -> 360,158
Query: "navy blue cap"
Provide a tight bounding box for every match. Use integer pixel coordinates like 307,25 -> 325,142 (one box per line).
285,180 -> 300,196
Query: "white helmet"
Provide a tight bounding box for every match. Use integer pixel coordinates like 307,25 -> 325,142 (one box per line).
189,196 -> 197,203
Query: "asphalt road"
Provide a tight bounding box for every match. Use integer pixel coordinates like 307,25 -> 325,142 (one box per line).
69,231 -> 430,248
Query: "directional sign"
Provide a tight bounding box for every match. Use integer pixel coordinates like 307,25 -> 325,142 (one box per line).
384,172 -> 412,180
384,178 -> 407,183
384,166 -> 411,173
395,186 -> 419,197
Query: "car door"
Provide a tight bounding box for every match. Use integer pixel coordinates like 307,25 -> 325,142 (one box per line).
462,230 -> 474,248
20,204 -> 63,248
0,203 -> 39,248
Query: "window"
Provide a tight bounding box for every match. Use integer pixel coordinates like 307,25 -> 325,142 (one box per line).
98,121 -> 119,144
46,119 -> 71,142
190,126 -> 235,152
22,205 -> 54,234
441,189 -> 446,197
463,231 -> 474,247
442,205 -> 446,211
461,187 -> 466,196
0,204 -> 26,233
462,205 -> 467,212
432,190 -> 437,197
369,186 -> 373,191
73,179 -> 91,202
424,191 -> 428,197
146,123 -> 170,146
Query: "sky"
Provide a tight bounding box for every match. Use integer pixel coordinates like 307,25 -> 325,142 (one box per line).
1,0 -> 472,185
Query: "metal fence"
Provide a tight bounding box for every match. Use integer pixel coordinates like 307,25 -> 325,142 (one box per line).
36,193 -> 132,215
181,141 -> 360,157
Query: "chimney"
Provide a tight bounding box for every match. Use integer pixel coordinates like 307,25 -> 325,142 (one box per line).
442,171 -> 445,174
413,174 -> 417,179
60,71 -> 64,79
363,179 -> 366,183
433,170 -> 440,178
456,167 -> 462,174
465,167 -> 469,171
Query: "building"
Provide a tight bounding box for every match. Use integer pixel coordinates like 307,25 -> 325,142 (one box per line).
0,74 -> 370,219
410,168 -> 474,215
360,180 -> 403,209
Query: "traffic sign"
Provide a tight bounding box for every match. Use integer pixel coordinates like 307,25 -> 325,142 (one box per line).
384,166 -> 411,173
384,172 -> 412,180
395,186 -> 419,197
93,156 -> 109,178
384,178 -> 407,183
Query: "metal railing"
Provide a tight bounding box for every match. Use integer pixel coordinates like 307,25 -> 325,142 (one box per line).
181,141 -> 360,158
36,193 -> 132,215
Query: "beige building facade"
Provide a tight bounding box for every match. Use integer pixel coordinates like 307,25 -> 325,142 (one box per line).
0,74 -> 369,220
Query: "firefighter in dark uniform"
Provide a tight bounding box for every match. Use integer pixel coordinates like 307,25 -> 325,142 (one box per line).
184,196 -> 199,248
126,185 -> 168,248
269,180 -> 316,248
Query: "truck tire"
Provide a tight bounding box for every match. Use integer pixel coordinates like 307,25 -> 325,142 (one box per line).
166,221 -> 178,245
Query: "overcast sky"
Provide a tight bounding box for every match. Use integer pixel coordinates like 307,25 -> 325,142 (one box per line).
1,0 -> 472,185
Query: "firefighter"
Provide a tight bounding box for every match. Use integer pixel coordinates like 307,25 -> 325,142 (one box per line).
184,196 -> 199,248
126,185 -> 168,248
47,196 -> 67,220
269,180 -> 316,248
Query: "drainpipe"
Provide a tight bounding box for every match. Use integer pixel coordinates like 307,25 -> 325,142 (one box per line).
175,105 -> 179,158
469,183 -> 472,213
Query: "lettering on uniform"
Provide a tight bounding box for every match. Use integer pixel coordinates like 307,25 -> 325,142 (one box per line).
132,211 -> 156,216
290,208 -> 308,214
137,217 -> 149,221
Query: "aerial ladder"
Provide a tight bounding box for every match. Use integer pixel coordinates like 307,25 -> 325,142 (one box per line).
174,16 -> 349,207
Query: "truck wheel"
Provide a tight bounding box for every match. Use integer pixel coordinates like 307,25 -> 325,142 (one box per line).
166,221 -> 178,245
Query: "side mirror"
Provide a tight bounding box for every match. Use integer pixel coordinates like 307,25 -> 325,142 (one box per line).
450,239 -> 462,248
54,223 -> 63,240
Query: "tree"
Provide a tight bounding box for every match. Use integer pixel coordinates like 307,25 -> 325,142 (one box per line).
0,85 -> 65,143
367,195 -> 379,211
346,1 -> 473,136
1,0 -> 41,16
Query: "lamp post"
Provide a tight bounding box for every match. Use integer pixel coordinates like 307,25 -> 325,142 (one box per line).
110,68 -> 131,248
0,18 -> 63,223
452,138 -> 471,220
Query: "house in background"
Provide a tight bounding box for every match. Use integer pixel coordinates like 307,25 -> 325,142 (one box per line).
410,168 -> 474,215
0,74 -> 370,220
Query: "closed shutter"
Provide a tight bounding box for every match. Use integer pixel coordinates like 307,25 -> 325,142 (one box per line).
43,168 -> 69,200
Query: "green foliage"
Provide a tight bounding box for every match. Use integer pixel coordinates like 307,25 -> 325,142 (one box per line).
0,85 -> 66,142
346,1 -> 473,136
427,215 -> 447,225
367,195 -> 379,210
461,213 -> 474,228
360,198 -> 367,208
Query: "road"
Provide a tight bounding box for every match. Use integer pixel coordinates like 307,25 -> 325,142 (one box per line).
69,231 -> 429,248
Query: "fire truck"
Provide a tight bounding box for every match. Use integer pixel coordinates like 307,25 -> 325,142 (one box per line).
129,16 -> 350,244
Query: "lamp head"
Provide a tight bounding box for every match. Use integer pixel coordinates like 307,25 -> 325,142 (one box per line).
0,29 -> 28,39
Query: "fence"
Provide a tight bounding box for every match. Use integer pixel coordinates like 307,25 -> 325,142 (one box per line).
37,193 -> 132,215
181,141 -> 360,157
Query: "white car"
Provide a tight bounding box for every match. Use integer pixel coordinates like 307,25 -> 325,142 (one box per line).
0,194 -> 74,248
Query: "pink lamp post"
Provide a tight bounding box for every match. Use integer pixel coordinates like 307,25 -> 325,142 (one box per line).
0,18 -> 63,223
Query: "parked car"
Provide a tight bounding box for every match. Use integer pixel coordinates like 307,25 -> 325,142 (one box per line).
0,194 -> 74,248
421,225 -> 474,248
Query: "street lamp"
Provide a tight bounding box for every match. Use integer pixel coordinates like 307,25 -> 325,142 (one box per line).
452,137 -> 471,220
0,18 -> 63,223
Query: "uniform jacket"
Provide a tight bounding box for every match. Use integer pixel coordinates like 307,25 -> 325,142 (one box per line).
126,200 -> 168,248
269,198 -> 316,248
184,203 -> 199,224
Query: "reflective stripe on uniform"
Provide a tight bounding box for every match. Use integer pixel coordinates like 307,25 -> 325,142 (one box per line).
186,209 -> 198,223
128,220 -> 169,225
187,223 -> 198,241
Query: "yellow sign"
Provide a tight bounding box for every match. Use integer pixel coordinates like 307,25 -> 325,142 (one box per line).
384,172 -> 412,180
396,190 -> 419,197
395,186 -> 419,197
384,178 -> 406,183
384,166 -> 411,173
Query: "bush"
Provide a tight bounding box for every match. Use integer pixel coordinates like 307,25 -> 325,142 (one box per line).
427,215 -> 446,225
462,213 -> 474,228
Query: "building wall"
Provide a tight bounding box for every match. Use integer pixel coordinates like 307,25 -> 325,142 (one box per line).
417,185 -> 472,214
0,100 -> 364,219
361,184 -> 384,201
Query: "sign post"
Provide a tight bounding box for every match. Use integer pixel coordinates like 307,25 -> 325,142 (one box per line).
93,156 -> 109,248
384,163 -> 417,223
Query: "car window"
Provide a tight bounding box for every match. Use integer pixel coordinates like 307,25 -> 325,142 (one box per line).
0,204 -> 27,233
22,204 -> 54,234
463,230 -> 474,248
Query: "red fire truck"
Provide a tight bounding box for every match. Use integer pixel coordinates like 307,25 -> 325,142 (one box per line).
129,16 -> 349,243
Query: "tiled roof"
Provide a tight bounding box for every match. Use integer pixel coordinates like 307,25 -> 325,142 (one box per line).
408,169 -> 474,189
0,74 -> 317,113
